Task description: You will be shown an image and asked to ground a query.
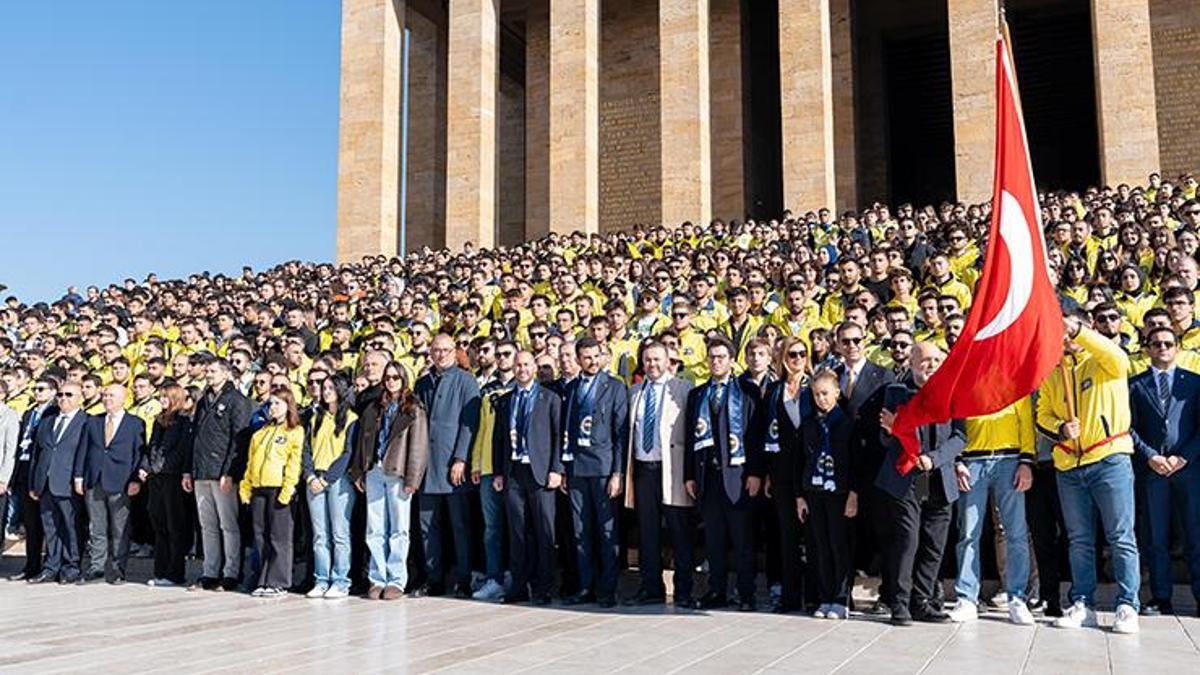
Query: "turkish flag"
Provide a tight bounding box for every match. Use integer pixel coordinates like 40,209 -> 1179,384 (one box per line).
892,32 -> 1063,475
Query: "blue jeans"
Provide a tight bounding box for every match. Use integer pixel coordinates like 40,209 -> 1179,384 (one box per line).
1057,453 -> 1140,609
365,467 -> 412,590
954,456 -> 1030,603
480,474 -> 506,583
307,475 -> 356,590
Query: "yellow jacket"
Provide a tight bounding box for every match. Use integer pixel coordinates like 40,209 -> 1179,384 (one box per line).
1036,327 -> 1133,471
677,330 -> 709,384
470,386 -> 511,477
963,397 -> 1035,460
240,423 -> 304,505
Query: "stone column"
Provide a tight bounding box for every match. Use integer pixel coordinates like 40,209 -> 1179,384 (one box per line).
1092,0 -> 1160,186
660,0 -> 713,227
947,0 -> 997,204
830,0 -> 856,211
445,0 -> 498,250
709,0 -> 746,222
549,0 -> 600,234
336,0 -> 404,261
779,0 -> 835,212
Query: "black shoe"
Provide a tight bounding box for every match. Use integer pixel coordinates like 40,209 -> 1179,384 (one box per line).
913,603 -> 950,623
1140,600 -> 1174,616
83,569 -> 105,583
108,576 -> 126,586
532,595 -> 553,606
698,592 -> 728,609
864,600 -> 892,617
500,593 -> 529,605
624,589 -> 666,606
890,605 -> 913,626
63,575 -> 82,585
219,577 -> 240,592
29,572 -> 57,584
675,597 -> 701,610
562,590 -> 596,606
772,601 -> 798,614
597,596 -> 617,609
1043,601 -> 1063,618
453,584 -> 472,599
738,599 -> 757,612
8,571 -> 33,582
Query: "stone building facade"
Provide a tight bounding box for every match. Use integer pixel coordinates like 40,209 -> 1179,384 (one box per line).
336,0 -> 1200,260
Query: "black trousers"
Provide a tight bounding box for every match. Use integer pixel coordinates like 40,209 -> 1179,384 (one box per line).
13,463 -> 44,576
505,464 -> 557,598
701,466 -> 755,600
633,460 -> 695,599
570,475 -> 620,597
771,481 -> 805,609
878,485 -> 952,611
555,486 -> 579,596
40,493 -> 81,579
250,487 -> 294,589
1026,462 -> 1066,608
808,491 -> 852,606
147,474 -> 188,583
418,491 -> 472,589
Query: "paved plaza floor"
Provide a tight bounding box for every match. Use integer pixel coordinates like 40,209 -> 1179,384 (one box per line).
2,547 -> 1198,674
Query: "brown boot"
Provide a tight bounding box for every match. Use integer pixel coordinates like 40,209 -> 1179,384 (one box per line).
382,586 -> 403,601
367,585 -> 384,600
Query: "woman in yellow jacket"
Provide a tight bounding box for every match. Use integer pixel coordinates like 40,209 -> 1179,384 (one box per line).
240,387 -> 305,597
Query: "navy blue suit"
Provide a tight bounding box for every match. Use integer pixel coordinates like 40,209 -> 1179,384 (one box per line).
493,385 -> 563,599
683,377 -> 765,601
562,371 -> 629,600
82,413 -> 146,578
30,410 -> 90,579
1129,366 -> 1200,603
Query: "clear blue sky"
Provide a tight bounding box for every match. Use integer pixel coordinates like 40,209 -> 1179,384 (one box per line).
0,0 -> 341,303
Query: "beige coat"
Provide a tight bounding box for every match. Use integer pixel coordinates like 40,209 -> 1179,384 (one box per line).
624,377 -> 693,508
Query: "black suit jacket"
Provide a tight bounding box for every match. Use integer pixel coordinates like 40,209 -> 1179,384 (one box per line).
873,382 -> 964,504
562,372 -> 629,478
762,380 -> 809,488
798,404 -> 854,493
837,361 -> 894,421
683,378 -> 765,505
493,386 -> 564,487
31,410 -> 89,498
84,413 -> 146,494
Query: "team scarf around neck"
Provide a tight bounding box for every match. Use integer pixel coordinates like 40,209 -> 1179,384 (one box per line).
562,374 -> 600,462
811,406 -> 843,492
694,379 -> 746,466
765,385 -> 784,453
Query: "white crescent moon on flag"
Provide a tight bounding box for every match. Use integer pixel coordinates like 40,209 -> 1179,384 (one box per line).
974,190 -> 1035,341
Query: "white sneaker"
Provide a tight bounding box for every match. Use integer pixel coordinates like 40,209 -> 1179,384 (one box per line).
147,578 -> 177,588
323,586 -> 349,599
1008,598 -> 1035,626
1112,604 -> 1140,634
826,604 -> 849,620
949,600 -> 979,623
813,604 -> 830,619
1054,600 -> 1098,629
251,587 -> 267,598
306,585 -> 329,599
472,578 -> 505,601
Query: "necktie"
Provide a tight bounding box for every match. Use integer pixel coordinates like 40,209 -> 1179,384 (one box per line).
105,415 -> 117,446
642,384 -> 658,456
515,390 -> 530,455
53,415 -> 66,443
711,383 -> 726,415
1158,371 -> 1171,407
845,368 -> 858,398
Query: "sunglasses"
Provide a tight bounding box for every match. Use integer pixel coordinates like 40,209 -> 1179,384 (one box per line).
384,374 -> 403,382
786,350 -> 807,358
528,332 -> 547,339
672,313 -> 689,319
1149,340 -> 1176,349
497,351 -> 515,358
839,337 -> 864,346
56,392 -> 76,399
1095,314 -> 1120,322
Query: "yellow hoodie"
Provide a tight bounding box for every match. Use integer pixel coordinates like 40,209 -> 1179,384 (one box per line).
241,422 -> 304,505
1036,326 -> 1133,472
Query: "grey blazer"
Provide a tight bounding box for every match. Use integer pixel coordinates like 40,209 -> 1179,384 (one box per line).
0,403 -> 19,484
415,366 -> 481,494
623,377 -> 692,508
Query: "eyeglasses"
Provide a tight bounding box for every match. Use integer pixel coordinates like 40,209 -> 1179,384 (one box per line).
1095,313 -> 1120,322
839,337 -> 864,346
1149,340 -> 1176,349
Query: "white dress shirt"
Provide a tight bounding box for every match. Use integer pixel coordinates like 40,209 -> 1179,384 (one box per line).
633,376 -> 670,461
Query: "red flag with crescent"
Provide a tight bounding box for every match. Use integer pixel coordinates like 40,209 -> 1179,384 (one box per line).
892,30 -> 1064,475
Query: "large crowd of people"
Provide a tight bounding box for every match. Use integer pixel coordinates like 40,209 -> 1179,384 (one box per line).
4,172 -> 1200,637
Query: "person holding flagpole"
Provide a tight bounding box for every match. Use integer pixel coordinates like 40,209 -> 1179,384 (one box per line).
1037,310 -> 1141,634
